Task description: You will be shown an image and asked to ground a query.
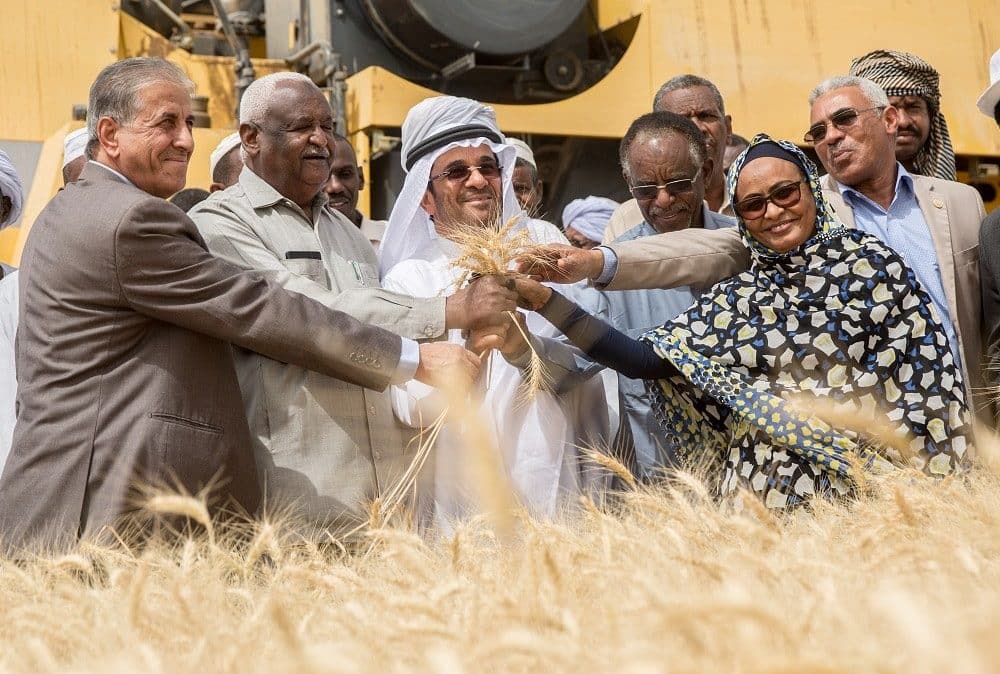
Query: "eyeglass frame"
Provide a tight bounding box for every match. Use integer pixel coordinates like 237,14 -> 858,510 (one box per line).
428,162 -> 504,184
803,106 -> 885,144
733,179 -> 808,220
628,168 -> 703,201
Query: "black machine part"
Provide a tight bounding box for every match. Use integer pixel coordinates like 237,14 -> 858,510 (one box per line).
360,0 -> 589,71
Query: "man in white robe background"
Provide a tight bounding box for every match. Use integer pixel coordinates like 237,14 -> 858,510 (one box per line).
379,96 -> 611,529
0,151 -> 25,470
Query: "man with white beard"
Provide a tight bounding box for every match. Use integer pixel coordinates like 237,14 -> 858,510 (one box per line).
379,96 -> 610,529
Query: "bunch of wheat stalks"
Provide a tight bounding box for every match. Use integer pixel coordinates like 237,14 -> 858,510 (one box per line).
2,430 -> 1000,673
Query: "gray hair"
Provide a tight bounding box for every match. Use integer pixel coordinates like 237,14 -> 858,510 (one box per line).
238,72 -> 316,126
809,75 -> 890,107
87,57 -> 193,146
652,74 -> 726,114
619,111 -> 707,180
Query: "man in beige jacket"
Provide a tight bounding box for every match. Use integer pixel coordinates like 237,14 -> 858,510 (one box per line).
190,73 -> 516,532
524,76 -> 986,416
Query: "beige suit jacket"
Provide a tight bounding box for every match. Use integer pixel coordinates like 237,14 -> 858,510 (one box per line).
605,172 -> 986,408
0,162 -> 404,550
190,168 -> 446,531
602,194 -> 734,245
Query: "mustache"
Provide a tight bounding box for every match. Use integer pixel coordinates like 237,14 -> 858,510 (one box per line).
458,188 -> 497,203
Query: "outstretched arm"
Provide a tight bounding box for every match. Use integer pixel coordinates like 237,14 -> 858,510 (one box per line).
514,278 -> 674,380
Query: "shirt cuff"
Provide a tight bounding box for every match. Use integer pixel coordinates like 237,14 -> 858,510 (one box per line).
594,246 -> 618,286
392,337 -> 420,384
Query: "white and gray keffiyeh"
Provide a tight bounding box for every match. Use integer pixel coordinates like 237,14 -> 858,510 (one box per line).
561,196 -> 619,243
62,128 -> 89,169
378,95 -> 530,277
0,151 -> 25,228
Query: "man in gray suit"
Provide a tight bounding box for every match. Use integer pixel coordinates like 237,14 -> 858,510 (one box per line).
522,76 -> 985,415
189,72 -> 517,532
0,57 -> 484,551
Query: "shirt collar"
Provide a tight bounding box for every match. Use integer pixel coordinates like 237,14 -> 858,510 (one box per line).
88,160 -> 134,186
836,162 -> 914,205
238,165 -> 329,216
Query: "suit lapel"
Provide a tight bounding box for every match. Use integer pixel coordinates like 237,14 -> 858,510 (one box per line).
820,174 -> 856,229
913,177 -> 960,342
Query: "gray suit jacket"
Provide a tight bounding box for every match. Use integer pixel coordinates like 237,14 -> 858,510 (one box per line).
605,173 -> 985,410
0,162 -> 404,550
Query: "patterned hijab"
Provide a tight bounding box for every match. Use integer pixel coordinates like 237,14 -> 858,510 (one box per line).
639,134 -> 969,505
849,49 -> 956,181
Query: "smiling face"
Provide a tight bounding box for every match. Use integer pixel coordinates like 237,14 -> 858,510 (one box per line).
735,156 -> 816,254
888,94 -> 931,167
242,80 -> 335,212
809,86 -> 899,191
420,144 -> 502,233
100,81 -> 194,198
324,137 -> 363,223
625,130 -> 707,233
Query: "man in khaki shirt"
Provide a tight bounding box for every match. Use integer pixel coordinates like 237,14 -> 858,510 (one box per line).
189,72 -> 516,532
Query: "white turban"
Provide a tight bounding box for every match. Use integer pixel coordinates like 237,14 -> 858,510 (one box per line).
62,128 -> 89,169
209,132 -> 242,178
0,151 -> 25,228
378,96 -> 525,277
561,196 -> 619,244
507,138 -> 536,168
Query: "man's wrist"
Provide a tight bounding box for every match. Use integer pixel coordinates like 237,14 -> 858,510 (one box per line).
392,337 -> 421,384
592,246 -> 618,285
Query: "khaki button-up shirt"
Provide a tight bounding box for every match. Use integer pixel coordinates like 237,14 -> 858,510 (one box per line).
189,167 -> 446,531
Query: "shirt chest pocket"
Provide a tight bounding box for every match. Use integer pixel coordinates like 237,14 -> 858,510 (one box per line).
328,259 -> 379,289
283,257 -> 330,289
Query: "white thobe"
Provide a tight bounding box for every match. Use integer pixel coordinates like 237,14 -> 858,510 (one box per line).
383,220 -> 610,528
0,270 -> 17,471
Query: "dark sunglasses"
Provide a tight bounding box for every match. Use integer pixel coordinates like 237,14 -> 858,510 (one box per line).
734,180 -> 807,220
429,163 -> 503,183
803,106 -> 884,144
629,168 -> 701,201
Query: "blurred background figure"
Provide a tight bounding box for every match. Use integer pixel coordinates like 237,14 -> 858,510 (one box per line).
324,134 -> 385,248
849,49 -> 956,180
62,128 -> 89,185
723,133 -> 749,177
562,196 -> 618,248
508,138 -> 544,216
169,187 -> 210,212
0,151 -> 24,471
209,132 -> 243,192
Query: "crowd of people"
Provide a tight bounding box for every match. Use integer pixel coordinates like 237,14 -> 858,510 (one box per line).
0,44 -> 997,550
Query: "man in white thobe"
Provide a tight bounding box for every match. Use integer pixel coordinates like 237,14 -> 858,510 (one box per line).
379,96 -> 610,529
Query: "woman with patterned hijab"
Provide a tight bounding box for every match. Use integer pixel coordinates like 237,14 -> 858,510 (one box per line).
514,134 -> 970,507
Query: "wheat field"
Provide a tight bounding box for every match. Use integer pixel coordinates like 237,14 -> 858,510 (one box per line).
2,442 -> 1000,674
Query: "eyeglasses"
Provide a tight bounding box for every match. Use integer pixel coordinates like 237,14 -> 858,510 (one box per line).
429,163 -> 503,183
629,169 -> 702,201
733,180 -> 807,220
803,106 -> 884,144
